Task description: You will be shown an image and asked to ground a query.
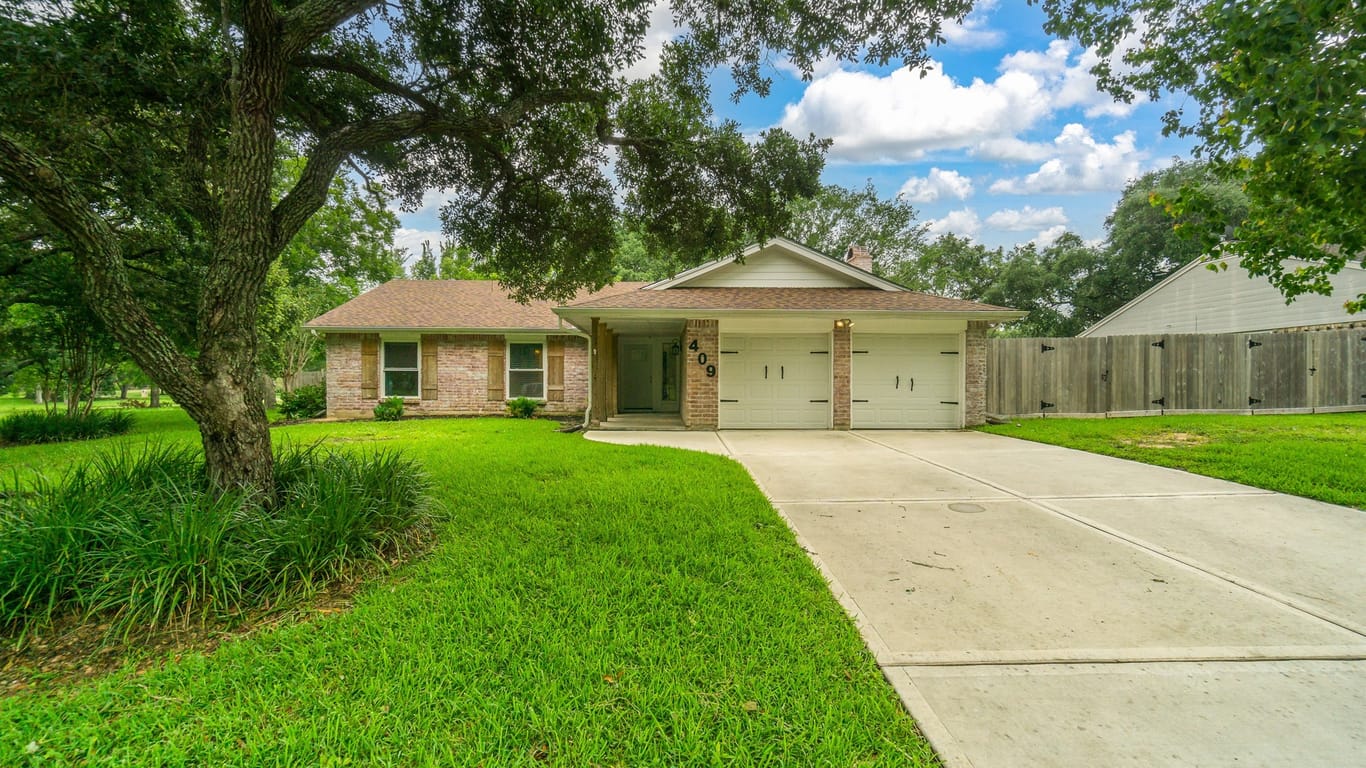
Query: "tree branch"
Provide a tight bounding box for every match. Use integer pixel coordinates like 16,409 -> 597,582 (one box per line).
0,132 -> 201,408
281,0 -> 381,59
294,53 -> 440,111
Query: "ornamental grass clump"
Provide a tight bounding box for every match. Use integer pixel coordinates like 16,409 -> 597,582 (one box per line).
0,442 -> 434,638
0,409 -> 134,445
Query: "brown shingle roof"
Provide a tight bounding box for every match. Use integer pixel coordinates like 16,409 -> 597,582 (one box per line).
305,280 -> 649,331
562,287 -> 1014,313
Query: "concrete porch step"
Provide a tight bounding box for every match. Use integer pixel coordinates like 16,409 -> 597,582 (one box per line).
599,413 -> 687,431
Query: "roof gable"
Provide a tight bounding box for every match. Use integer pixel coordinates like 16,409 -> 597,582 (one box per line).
649,237 -> 903,291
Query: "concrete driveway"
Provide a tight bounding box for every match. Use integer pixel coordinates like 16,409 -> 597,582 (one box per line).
586,429 -> 1366,767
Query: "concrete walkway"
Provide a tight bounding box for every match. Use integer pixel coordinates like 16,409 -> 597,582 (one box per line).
586,429 -> 1366,767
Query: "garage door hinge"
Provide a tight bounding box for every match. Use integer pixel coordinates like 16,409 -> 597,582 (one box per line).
940,400 -> 959,405
1151,339 -> 1165,349
1248,339 -> 1262,349
1040,400 -> 1055,409
1151,397 -> 1165,406
1041,344 -> 1055,353
939,351 -> 959,355
720,350 -> 738,354
809,399 -> 829,403
853,350 -> 869,354
809,350 -> 828,354
852,399 -> 869,403
720,399 -> 739,403
1248,396 -> 1262,405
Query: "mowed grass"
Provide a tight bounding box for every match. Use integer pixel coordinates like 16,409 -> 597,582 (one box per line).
980,412 -> 1366,509
0,416 -> 934,766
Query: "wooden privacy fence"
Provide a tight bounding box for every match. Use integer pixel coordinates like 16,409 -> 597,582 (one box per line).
987,328 -> 1366,418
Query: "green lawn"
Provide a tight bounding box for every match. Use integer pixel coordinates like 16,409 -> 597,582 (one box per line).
979,412 -> 1366,509
0,416 -> 934,766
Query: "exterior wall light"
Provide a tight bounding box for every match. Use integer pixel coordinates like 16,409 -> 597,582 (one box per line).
834,318 -> 853,329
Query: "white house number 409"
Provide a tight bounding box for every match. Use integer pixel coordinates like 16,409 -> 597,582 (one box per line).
687,339 -> 716,377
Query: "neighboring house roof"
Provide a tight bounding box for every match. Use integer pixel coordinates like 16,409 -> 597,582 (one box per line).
646,237 -> 905,291
304,279 -> 647,332
1081,256 -> 1366,337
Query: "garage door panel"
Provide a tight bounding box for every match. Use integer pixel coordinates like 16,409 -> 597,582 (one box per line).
719,334 -> 830,428
853,334 -> 961,429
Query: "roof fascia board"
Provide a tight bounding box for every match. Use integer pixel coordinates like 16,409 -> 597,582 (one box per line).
305,325 -> 588,336
554,307 -> 1027,321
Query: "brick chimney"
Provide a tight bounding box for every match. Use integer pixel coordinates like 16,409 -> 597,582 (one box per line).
844,244 -> 872,272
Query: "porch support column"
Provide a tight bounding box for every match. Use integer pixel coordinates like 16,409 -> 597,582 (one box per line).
681,318 -> 718,429
832,320 -> 852,429
589,317 -> 612,426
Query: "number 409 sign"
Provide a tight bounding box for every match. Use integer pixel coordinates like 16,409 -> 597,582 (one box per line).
687,339 -> 716,377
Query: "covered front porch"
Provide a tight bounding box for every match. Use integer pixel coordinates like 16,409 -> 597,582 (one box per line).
587,316 -> 688,428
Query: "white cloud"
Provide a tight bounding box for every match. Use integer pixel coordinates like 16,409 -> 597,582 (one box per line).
999,35 -> 1149,119
989,124 -> 1143,194
620,2 -> 682,81
984,205 -> 1068,231
939,0 -> 1005,49
926,208 -> 982,238
899,167 -> 974,203
971,137 -> 1058,162
393,228 -> 444,263
1032,224 -> 1069,248
776,30 -> 1153,163
778,65 -> 1052,162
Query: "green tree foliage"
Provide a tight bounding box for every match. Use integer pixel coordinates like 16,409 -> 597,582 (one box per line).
612,225 -> 682,282
407,239 -> 497,280
1,211 -> 121,414
784,181 -> 926,275
1038,0 -> 1366,310
1094,160 -> 1250,319
896,233 -> 1002,297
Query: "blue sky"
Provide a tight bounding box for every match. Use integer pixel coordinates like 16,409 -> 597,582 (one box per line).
391,1 -> 1194,258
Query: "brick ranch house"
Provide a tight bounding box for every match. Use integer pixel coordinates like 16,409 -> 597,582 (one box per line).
306,238 -> 1023,429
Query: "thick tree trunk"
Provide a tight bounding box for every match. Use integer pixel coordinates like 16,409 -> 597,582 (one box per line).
149,385 -> 160,408
120,382 -> 129,399
188,372 -> 274,495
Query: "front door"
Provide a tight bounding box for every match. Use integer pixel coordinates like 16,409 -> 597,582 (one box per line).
617,337 -> 681,413
619,341 -> 653,411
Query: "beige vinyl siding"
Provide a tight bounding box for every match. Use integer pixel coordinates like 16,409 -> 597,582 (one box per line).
684,249 -> 868,288
1084,258 -> 1366,337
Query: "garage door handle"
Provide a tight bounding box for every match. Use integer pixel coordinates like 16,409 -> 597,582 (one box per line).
781,365 -> 785,379
909,377 -> 914,391
895,375 -> 899,389
764,365 -> 768,379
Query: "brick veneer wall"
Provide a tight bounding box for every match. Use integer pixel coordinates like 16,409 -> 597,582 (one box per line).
832,323 -> 851,429
324,333 -> 588,418
681,319 -> 718,429
965,321 -> 989,426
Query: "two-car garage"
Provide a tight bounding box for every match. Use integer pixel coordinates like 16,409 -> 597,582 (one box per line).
715,333 -> 962,429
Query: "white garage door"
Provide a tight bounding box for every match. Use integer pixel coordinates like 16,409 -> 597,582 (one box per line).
852,334 -> 961,428
718,335 -> 830,428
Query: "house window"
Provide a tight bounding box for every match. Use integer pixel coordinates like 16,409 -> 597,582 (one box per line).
507,341 -> 544,399
382,341 -> 419,398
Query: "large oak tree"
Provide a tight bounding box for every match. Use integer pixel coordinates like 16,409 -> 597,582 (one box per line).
0,0 -> 972,493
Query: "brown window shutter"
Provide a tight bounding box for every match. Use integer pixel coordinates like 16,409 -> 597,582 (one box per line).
360,335 -> 379,400
420,335 -> 438,400
546,337 -> 565,402
487,337 -> 505,401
